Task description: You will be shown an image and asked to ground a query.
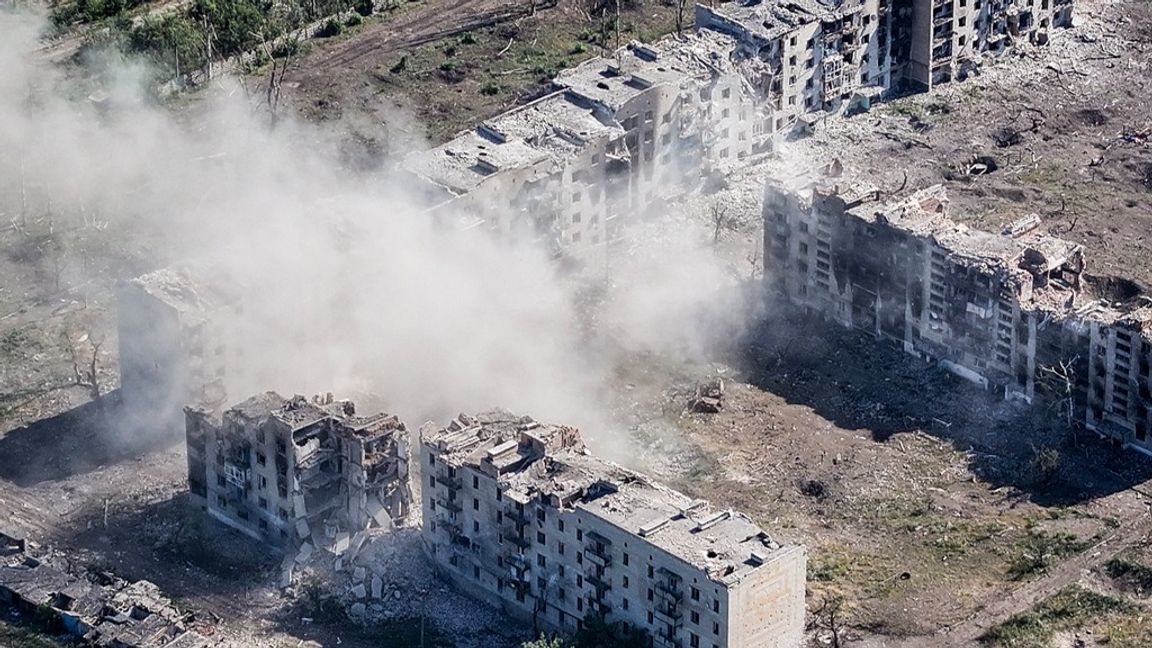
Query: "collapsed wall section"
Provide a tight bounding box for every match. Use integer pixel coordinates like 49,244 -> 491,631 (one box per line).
186,392 -> 411,550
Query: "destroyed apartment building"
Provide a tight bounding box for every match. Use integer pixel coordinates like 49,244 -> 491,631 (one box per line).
402,0 -> 1072,274
185,392 -> 411,549
421,411 -> 807,647
0,531 -> 213,647
762,170 -> 1152,455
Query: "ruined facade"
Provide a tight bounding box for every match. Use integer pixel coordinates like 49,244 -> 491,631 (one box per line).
185,392 -> 411,549
420,411 -> 807,647
901,0 -> 1074,88
117,267 -> 228,418
0,532 -> 213,647
402,33 -> 758,275
762,173 -> 1152,455
402,0 -> 1073,275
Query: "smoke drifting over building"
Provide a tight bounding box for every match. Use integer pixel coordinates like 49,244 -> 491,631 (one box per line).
0,12 -> 754,464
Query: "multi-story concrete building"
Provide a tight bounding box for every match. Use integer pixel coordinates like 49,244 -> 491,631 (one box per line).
902,0 -> 1074,89
117,267 -> 229,419
185,392 -> 412,549
401,0 -> 1074,275
420,411 -> 806,647
697,0 -> 894,131
403,33 -> 758,275
762,170 -> 1152,455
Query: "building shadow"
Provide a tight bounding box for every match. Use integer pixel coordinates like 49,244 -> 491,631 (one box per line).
44,491 -> 276,602
733,303 -> 1152,507
0,390 -> 181,487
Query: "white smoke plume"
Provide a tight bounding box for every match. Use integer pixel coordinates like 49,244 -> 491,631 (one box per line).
0,10 -> 756,463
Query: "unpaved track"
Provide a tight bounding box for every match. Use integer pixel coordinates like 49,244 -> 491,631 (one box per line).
872,503 -> 1152,648
294,0 -> 554,78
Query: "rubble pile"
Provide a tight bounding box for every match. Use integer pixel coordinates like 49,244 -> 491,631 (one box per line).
0,531 -> 217,648
289,523 -> 523,648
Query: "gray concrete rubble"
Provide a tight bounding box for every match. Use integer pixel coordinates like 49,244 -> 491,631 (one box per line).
0,531 -> 216,647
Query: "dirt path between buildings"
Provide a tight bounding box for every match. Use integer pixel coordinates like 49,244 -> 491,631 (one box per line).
875,501 -> 1152,648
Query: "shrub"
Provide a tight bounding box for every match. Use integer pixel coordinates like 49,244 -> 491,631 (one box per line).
1008,530 -> 1091,580
480,81 -> 500,96
317,17 -> 343,37
354,0 -> 374,16
345,13 -> 363,27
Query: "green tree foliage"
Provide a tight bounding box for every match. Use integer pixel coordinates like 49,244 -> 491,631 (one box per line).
52,0 -> 149,27
190,0 -> 271,57
128,15 -> 208,78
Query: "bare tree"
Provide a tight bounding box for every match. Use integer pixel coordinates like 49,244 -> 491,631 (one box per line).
811,594 -> 848,648
66,329 -> 105,410
258,34 -> 302,125
709,201 -> 739,245
1038,357 -> 1079,428
674,0 -> 688,34
746,239 -> 761,280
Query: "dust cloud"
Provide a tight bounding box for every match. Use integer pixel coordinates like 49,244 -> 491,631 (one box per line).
0,11 -> 757,462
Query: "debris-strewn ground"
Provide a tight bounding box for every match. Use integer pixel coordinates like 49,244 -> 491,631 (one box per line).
767,0 -> 1152,286
2,0 -> 1151,646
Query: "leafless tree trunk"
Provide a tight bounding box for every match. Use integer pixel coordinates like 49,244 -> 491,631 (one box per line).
1039,357 -> 1078,428
675,0 -> 687,34
710,202 -> 737,245
68,331 -> 105,410
746,240 -> 761,279
812,595 -> 847,648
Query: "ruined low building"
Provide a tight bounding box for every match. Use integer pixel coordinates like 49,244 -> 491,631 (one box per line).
420,411 -> 807,648
762,172 -> 1152,455
0,540 -> 213,647
185,392 -> 411,549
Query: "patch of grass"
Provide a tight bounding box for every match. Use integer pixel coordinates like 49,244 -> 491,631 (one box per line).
1106,557 -> 1152,593
882,101 -> 924,119
0,618 -> 60,648
809,554 -> 851,582
1100,614 -> 1152,648
0,328 -> 37,356
1007,530 -> 1091,580
980,585 -> 1136,647
480,80 -> 501,96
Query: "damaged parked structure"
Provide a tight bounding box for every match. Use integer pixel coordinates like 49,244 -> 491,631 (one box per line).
402,0 -> 1072,274
762,170 -> 1152,455
185,392 -> 412,549
421,411 -> 806,647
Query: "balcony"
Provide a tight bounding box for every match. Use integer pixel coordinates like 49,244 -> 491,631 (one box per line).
505,508 -> 531,526
585,573 -> 611,592
584,544 -> 611,567
437,497 -> 463,513
655,581 -> 683,602
585,595 -> 612,616
654,604 -> 683,627
436,470 -> 462,490
653,631 -> 682,648
503,529 -> 531,548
